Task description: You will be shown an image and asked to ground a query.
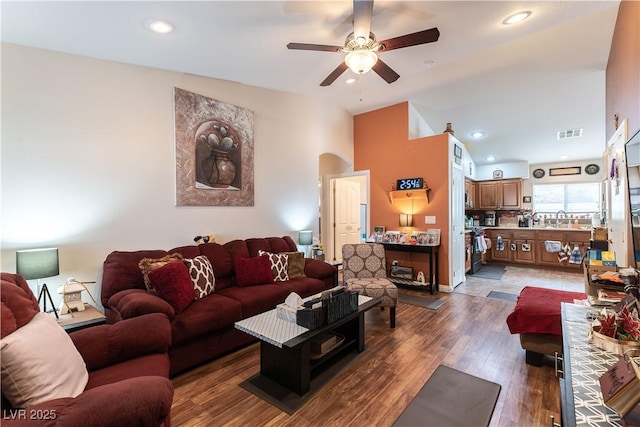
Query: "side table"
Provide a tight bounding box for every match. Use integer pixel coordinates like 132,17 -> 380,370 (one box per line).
57,304 -> 106,333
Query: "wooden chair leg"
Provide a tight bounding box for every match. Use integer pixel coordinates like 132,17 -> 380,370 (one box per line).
390,306 -> 396,328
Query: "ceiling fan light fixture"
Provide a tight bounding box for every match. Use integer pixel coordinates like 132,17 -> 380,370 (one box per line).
345,50 -> 378,75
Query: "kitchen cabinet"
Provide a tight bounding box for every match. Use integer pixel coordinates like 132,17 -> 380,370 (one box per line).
536,230 -> 590,270
484,229 -> 590,269
477,179 -> 522,210
485,230 -> 511,262
511,230 -> 536,264
464,179 -> 476,209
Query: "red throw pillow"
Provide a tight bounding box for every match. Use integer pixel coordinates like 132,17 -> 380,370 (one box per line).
147,260 -> 195,314
234,255 -> 274,287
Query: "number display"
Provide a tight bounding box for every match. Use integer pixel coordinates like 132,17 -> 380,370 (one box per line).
396,178 -> 423,190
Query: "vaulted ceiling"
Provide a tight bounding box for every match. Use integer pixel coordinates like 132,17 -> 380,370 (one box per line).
1,1 -> 620,165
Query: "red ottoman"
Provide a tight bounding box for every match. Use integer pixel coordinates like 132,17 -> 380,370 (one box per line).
506,286 -> 586,366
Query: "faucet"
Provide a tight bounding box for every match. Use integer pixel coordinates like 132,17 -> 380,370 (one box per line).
555,210 -> 567,227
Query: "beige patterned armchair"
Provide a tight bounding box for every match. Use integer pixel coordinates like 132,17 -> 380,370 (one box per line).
342,243 -> 398,328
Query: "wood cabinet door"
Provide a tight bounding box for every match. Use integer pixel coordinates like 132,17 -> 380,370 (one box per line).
490,232 -> 511,262
513,239 -> 535,264
500,180 -> 521,209
536,240 -> 562,266
478,182 -> 498,209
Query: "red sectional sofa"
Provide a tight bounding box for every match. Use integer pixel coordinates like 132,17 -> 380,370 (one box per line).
101,236 -> 336,376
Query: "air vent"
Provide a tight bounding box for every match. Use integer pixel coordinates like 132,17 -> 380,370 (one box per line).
557,128 -> 583,140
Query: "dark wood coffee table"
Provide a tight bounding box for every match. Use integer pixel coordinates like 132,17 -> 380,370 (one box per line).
235,295 -> 379,412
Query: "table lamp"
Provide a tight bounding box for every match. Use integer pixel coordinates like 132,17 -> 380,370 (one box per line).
399,214 -> 413,227
16,248 -> 60,319
298,230 -> 313,257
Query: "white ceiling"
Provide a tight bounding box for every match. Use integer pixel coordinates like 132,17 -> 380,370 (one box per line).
1,1 -> 621,166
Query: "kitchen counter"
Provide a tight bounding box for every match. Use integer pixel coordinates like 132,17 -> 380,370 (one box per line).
483,226 -> 593,232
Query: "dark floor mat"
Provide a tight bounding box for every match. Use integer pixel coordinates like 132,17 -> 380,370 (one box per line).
471,264 -> 506,280
393,365 -> 501,427
398,293 -> 445,310
487,290 -> 518,301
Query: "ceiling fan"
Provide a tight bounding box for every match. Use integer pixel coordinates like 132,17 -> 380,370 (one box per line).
287,0 -> 440,87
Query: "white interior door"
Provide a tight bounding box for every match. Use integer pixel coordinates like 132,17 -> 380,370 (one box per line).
333,178 -> 361,262
450,164 -> 465,289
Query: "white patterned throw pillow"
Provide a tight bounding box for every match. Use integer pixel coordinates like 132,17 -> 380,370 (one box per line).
258,250 -> 289,281
183,255 -> 215,298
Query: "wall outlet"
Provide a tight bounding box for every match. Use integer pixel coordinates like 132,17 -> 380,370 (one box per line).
425,216 -> 436,224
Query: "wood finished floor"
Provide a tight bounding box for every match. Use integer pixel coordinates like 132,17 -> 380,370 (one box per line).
171,265 -> 585,427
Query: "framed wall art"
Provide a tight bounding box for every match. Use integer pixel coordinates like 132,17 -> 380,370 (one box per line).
174,87 -> 255,206
549,166 -> 581,176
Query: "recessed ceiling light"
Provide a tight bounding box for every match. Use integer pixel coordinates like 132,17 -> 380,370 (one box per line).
502,11 -> 531,25
345,78 -> 356,84
560,155 -> 569,160
145,19 -> 175,34
423,59 -> 437,68
471,131 -> 485,138
486,155 -> 496,162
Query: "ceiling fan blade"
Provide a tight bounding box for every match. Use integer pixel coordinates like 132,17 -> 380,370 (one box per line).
353,0 -> 374,40
320,62 -> 349,87
372,58 -> 400,84
379,27 -> 440,51
287,43 -> 342,52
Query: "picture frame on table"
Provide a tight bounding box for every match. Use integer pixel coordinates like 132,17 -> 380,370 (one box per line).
383,231 -> 400,243
425,229 -> 441,246
417,232 -> 429,245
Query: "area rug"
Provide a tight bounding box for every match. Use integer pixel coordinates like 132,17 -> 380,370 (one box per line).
487,291 -> 518,302
393,365 -> 501,427
471,264 -> 506,280
398,293 -> 445,310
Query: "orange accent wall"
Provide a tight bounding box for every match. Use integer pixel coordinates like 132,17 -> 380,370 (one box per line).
354,102 -> 452,286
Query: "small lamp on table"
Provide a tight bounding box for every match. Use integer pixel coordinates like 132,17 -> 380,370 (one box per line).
16,248 -> 60,319
298,230 -> 313,258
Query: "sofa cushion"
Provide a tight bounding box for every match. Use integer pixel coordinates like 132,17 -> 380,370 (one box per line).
1,312 -> 89,408
139,253 -> 184,295
199,243 -> 233,283
1,277 -> 40,339
171,294 -> 243,345
102,250 -> 168,306
183,256 -> 216,298
245,238 -> 272,257
223,240 -> 250,264
218,284 -> 290,318
234,255 -> 273,287
84,353 -> 170,391
273,276 -> 328,298
148,260 -> 195,314
258,250 -> 289,281
285,252 -> 306,278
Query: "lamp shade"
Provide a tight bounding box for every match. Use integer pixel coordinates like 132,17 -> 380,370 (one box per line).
298,230 -> 313,246
16,248 -> 59,280
399,214 -> 413,227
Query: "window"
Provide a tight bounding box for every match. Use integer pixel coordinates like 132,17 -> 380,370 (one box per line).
532,182 -> 601,215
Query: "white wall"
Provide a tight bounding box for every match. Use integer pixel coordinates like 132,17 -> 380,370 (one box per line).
476,161 -> 530,180
1,43 -> 353,305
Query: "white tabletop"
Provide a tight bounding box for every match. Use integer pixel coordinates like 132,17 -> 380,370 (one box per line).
235,294 -> 372,348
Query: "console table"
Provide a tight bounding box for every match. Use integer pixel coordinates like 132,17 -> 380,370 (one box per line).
559,303 -> 623,426
382,243 -> 439,294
